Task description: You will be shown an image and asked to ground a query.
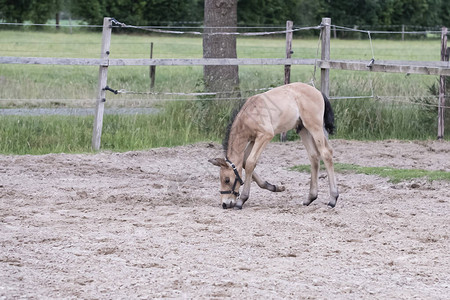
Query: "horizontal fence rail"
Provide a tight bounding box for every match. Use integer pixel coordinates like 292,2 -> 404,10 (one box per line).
0,56 -> 315,66
318,59 -> 450,76
1,56 -> 450,76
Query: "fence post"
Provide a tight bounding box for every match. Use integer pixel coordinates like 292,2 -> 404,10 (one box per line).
438,26 -> 448,140
321,17 -> 331,98
150,42 -> 156,89
92,17 -> 112,151
281,20 -> 293,142
284,20 -> 293,85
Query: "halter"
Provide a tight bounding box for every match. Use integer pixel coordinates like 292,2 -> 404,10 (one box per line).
220,158 -> 244,198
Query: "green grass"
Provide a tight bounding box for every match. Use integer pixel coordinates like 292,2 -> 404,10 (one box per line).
0,115 -> 92,154
0,30 -> 440,102
0,29 -> 448,154
291,163 -> 450,183
0,101 -> 223,155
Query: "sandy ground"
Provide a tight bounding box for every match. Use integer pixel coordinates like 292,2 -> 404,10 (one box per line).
1,139 -> 449,299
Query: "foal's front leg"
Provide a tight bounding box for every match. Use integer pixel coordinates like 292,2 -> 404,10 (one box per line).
237,135 -> 273,209
244,141 -> 285,194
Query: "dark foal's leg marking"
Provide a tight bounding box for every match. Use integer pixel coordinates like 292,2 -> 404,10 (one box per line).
263,181 -> 285,192
303,194 -> 318,206
265,181 -> 277,192
327,192 -> 339,208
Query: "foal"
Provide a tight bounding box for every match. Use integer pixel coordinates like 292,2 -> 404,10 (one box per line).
209,82 -> 339,209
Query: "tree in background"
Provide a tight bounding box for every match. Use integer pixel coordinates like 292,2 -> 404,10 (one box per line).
0,0 -> 202,26
142,0 -> 203,25
203,0 -> 239,94
237,0 -> 292,25
0,0 -> 66,25
441,0 -> 450,26
70,0 -> 103,25
70,0 -> 203,25
28,0 -> 59,24
0,0 -> 32,23
1,0 -> 449,29
320,0 -> 447,28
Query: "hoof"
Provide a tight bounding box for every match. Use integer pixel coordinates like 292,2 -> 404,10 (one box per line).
302,201 -> 311,206
303,194 -> 317,206
327,194 -> 338,208
235,199 -> 244,210
276,185 -> 286,192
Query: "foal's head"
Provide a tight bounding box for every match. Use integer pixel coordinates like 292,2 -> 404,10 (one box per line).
208,158 -> 243,209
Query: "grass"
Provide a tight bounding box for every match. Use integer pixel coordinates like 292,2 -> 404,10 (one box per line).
0,101 -> 220,155
291,163 -> 450,183
0,115 -> 93,154
0,30 -> 440,101
0,29 -> 448,154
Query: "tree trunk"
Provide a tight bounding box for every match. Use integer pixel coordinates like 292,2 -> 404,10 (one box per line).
203,0 -> 239,96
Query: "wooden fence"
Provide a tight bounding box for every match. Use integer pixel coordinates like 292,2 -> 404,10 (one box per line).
1,17 -> 449,149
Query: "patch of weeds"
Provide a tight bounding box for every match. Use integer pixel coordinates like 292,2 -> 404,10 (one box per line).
290,163 -> 450,183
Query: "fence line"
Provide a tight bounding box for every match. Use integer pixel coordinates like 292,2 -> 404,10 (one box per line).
376,96 -> 450,109
1,17 -> 449,147
109,18 -> 321,36
2,56 -> 449,76
0,56 -> 313,66
0,22 -> 103,28
114,87 -> 272,96
2,21 -> 448,36
0,21 -> 296,30
2,96 -> 449,109
0,21 -> 322,35
332,25 -> 444,35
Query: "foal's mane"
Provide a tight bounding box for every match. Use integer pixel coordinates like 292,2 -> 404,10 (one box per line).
222,99 -> 247,155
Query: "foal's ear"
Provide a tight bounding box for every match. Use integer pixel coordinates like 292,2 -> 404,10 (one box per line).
208,158 -> 228,168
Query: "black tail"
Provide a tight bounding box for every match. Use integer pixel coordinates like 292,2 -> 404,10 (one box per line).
322,93 -> 335,135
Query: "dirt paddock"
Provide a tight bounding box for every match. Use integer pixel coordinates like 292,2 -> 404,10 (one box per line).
1,139 -> 449,299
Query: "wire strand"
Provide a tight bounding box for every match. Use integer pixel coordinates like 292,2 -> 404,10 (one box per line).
110,18 -> 321,36
3,95 -> 448,108
1,21 -> 446,36
310,28 -> 323,87
114,87 -> 273,96
332,25 -> 443,35
0,22 -> 102,28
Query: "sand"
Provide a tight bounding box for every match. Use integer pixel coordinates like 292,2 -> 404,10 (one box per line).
1,139 -> 449,299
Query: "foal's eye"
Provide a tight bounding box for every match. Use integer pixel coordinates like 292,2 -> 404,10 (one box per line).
224,177 -> 230,184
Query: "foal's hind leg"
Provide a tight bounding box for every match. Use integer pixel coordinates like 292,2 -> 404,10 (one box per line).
308,127 -> 339,208
299,129 -> 320,206
252,172 -> 286,192
244,142 -> 285,193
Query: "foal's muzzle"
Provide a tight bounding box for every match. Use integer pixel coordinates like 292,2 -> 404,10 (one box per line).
219,158 -> 243,209
221,196 -> 237,209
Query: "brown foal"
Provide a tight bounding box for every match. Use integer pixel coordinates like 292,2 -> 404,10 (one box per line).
209,82 -> 339,209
